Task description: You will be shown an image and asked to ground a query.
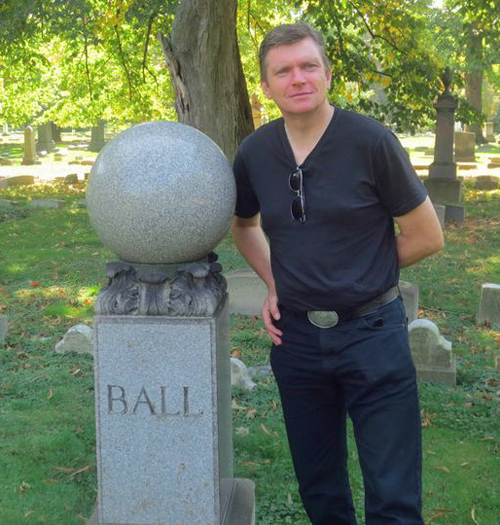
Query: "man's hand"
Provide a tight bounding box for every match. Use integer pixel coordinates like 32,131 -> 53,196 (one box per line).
261,289 -> 283,346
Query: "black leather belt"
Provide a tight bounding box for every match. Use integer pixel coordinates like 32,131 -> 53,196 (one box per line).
282,286 -> 400,328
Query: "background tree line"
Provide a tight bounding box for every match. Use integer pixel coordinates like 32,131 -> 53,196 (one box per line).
0,0 -> 499,159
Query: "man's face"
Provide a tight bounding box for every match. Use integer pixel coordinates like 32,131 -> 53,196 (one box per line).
261,37 -> 331,117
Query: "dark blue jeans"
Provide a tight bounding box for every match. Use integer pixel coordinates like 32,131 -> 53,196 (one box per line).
270,297 -> 424,525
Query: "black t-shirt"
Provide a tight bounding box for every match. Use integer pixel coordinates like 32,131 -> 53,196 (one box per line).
233,106 -> 427,312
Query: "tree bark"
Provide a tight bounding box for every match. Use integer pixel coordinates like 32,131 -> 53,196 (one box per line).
464,27 -> 487,144
158,0 -> 254,162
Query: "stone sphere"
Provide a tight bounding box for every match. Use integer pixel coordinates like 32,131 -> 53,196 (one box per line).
86,121 -> 236,264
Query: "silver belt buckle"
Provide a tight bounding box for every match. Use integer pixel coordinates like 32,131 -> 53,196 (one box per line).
307,310 -> 339,328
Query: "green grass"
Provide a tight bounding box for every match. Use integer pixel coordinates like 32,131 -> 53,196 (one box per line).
0,179 -> 499,524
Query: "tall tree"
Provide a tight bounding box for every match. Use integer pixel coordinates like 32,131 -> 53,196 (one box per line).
158,0 -> 253,161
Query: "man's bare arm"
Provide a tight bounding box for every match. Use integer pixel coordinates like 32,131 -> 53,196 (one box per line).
231,215 -> 282,345
394,196 -> 444,268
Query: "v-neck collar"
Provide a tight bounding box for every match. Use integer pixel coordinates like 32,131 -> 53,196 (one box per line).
278,105 -> 340,169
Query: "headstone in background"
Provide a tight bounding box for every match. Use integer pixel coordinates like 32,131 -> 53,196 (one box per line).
36,123 -> 55,153
0,175 -> 35,187
231,358 -> 256,391
485,122 -> 495,142
454,131 -> 476,162
432,202 -> 446,229
0,315 -> 8,345
55,324 -> 94,355
22,126 -> 38,165
0,157 -> 13,166
64,174 -> 79,184
476,283 -> 500,329
474,176 -> 499,191
28,199 -> 66,210
409,319 -> 456,386
425,68 -> 464,223
88,120 -> 106,152
399,281 -> 419,324
87,121 -> 254,525
226,268 -> 267,316
2,123 -> 9,136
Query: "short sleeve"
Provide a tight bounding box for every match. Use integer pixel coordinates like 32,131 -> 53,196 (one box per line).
233,148 -> 260,218
373,131 -> 427,217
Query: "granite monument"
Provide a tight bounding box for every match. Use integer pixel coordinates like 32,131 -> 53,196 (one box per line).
87,121 -> 255,525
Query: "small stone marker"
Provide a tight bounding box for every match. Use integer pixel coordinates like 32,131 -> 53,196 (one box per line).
454,131 -> 476,162
476,283 -> 500,328
485,122 -> 495,142
0,157 -> 13,166
231,358 -> 256,391
409,319 -> 456,386
55,324 -> 94,355
226,268 -> 268,315
487,163 -> 500,169
64,174 -> 79,184
474,176 -> 499,191
28,199 -> 65,209
248,365 -> 272,380
22,126 -> 38,165
399,281 -> 419,324
0,315 -> 8,345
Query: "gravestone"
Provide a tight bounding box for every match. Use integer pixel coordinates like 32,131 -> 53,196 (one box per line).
28,199 -> 65,209
55,324 -> 94,355
0,175 -> 35,187
432,202 -> 446,229
22,126 -> 38,165
476,283 -> 500,328
89,120 -> 106,152
454,131 -> 476,162
2,123 -> 9,136
87,121 -> 254,525
231,358 -> 256,391
408,319 -> 456,386
474,176 -> 499,191
0,315 -> 8,345
425,68 -> 464,223
399,280 -> 419,324
36,123 -> 55,153
485,122 -> 495,142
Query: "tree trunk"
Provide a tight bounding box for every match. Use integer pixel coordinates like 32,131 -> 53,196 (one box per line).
158,0 -> 254,162
464,27 -> 487,144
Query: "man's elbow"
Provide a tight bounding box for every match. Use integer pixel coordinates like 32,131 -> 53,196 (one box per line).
428,229 -> 445,255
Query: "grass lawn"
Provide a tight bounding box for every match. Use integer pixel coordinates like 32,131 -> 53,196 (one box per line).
0,177 -> 499,524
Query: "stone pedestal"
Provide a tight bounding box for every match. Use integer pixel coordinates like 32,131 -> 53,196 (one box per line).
424,177 -> 461,204
91,296 -> 254,524
425,71 -> 464,224
36,123 -> 55,153
476,283 -> 500,328
432,203 -> 446,229
454,131 -> 476,162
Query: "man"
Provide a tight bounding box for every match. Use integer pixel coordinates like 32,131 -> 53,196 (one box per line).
231,22 -> 444,525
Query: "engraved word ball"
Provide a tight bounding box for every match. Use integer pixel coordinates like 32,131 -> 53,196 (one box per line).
87,121 -> 236,264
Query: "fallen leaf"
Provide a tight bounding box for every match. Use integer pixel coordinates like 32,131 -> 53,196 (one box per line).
71,369 -> 82,376
47,389 -> 54,400
435,466 -> 450,474
428,509 -> 454,523
231,349 -> 242,357
54,466 -> 75,473
426,450 -> 436,455
482,436 -> 495,441
461,462 -> 469,467
41,479 -> 59,483
471,507 -> 478,524
287,493 -> 293,505
235,426 -> 249,437
19,481 -> 31,494
246,408 -> 257,419
24,510 -> 35,518
67,465 -> 89,479
463,402 -> 473,408
242,461 -> 258,467
29,281 -> 40,287
231,400 -> 245,411
260,423 -> 271,436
